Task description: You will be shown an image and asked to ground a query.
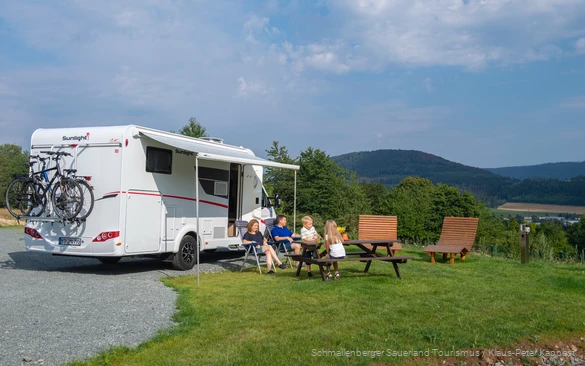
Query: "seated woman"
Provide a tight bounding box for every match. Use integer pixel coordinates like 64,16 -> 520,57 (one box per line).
243,219 -> 287,274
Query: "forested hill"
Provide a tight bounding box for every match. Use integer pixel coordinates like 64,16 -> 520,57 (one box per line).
485,161 -> 585,180
332,150 -> 513,202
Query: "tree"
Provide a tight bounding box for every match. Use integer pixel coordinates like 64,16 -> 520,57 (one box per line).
535,220 -> 572,257
360,182 -> 388,215
0,144 -> 29,207
567,214 -> 585,253
385,177 -> 436,242
296,147 -> 348,220
176,117 -> 208,138
264,141 -> 296,213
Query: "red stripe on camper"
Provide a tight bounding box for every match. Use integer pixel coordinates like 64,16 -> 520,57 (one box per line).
164,195 -> 228,209
197,199 -> 228,209
164,194 -> 196,202
101,191 -> 228,208
128,192 -> 161,197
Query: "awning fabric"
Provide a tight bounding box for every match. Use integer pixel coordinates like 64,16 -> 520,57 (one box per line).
140,130 -> 299,170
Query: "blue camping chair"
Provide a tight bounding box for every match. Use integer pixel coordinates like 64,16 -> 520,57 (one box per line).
264,218 -> 296,267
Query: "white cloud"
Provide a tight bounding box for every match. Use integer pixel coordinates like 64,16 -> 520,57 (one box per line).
559,95 -> 585,109
326,0 -> 585,70
267,40 -> 357,74
237,77 -> 269,97
576,38 -> 585,54
423,77 -> 433,92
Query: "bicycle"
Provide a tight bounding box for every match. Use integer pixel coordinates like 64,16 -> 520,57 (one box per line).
5,151 -> 85,220
24,154 -> 94,220
63,168 -> 95,220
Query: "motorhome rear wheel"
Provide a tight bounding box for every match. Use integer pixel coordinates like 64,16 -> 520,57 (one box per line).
172,235 -> 198,270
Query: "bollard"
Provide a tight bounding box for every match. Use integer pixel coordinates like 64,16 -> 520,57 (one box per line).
520,224 -> 530,264
490,245 -> 495,257
560,251 -> 564,261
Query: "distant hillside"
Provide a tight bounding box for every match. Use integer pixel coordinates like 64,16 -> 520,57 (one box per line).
332,150 -> 513,202
486,161 -> 585,180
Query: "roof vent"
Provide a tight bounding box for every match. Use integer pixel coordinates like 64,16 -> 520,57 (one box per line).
200,137 -> 224,144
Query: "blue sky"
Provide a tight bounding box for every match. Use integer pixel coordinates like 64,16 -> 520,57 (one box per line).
1,0 -> 584,168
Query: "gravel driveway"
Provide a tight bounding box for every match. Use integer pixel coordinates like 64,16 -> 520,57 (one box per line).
0,228 -> 244,366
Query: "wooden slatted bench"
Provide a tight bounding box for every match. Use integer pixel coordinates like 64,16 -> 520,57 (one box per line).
315,256 -> 412,264
290,254 -> 412,264
359,215 -> 403,254
423,217 -> 479,264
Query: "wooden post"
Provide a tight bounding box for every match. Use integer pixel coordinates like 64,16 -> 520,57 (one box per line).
520,224 -> 530,264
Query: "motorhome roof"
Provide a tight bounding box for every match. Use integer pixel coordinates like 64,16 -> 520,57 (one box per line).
136,126 -> 299,171
30,125 -> 299,171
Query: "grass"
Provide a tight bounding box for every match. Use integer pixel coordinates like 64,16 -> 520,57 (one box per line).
0,208 -> 23,227
69,247 -> 585,366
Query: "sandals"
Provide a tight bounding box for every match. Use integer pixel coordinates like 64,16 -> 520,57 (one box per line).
335,272 -> 340,280
326,272 -> 333,280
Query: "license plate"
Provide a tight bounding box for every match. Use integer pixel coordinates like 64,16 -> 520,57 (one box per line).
59,237 -> 82,246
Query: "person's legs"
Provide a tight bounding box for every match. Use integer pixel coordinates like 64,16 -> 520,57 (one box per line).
303,249 -> 313,276
265,245 -> 283,265
333,261 -> 340,279
293,243 -> 301,255
292,242 -> 301,266
261,247 -> 273,271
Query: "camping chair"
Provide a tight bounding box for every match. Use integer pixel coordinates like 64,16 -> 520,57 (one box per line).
264,218 -> 295,267
358,215 -> 403,255
423,216 -> 479,264
237,220 -> 272,274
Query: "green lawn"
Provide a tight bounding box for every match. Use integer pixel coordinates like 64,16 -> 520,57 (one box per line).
70,248 -> 585,365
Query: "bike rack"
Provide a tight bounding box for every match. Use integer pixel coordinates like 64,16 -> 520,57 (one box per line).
17,216 -> 86,226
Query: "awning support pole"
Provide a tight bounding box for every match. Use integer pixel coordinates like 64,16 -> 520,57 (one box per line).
293,170 -> 297,232
195,156 -> 200,286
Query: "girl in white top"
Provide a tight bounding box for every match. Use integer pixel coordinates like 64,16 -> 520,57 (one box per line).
324,219 -> 346,280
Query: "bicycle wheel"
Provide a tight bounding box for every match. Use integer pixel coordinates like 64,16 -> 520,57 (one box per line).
51,178 -> 84,219
28,181 -> 48,217
5,177 -> 34,217
75,179 -> 94,220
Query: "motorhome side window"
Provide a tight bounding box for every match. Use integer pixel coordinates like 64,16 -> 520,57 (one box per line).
146,147 -> 172,174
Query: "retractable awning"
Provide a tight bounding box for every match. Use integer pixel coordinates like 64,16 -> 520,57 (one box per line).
139,128 -> 298,286
140,130 -> 299,170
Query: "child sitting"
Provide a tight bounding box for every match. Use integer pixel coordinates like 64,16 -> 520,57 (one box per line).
324,219 -> 346,280
300,216 -> 320,278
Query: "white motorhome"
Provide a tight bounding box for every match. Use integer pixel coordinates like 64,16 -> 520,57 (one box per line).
23,125 -> 299,270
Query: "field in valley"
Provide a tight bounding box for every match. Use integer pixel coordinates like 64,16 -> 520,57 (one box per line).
496,202 -> 585,215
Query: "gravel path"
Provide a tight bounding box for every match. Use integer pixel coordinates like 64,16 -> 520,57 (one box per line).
0,228 -> 244,366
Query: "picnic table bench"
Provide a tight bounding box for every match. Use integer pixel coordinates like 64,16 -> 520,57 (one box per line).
292,239 -> 413,281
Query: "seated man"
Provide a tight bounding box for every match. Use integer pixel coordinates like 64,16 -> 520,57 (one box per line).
271,214 -> 302,264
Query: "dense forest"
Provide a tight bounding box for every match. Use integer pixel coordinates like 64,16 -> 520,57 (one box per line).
486,161 -> 585,180
333,150 -> 585,207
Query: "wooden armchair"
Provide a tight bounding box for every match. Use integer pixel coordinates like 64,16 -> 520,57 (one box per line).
423,216 -> 479,264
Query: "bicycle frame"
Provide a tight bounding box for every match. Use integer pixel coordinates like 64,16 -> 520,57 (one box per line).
28,155 -> 70,210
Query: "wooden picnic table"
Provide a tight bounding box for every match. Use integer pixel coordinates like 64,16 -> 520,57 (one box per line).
291,239 -> 413,281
